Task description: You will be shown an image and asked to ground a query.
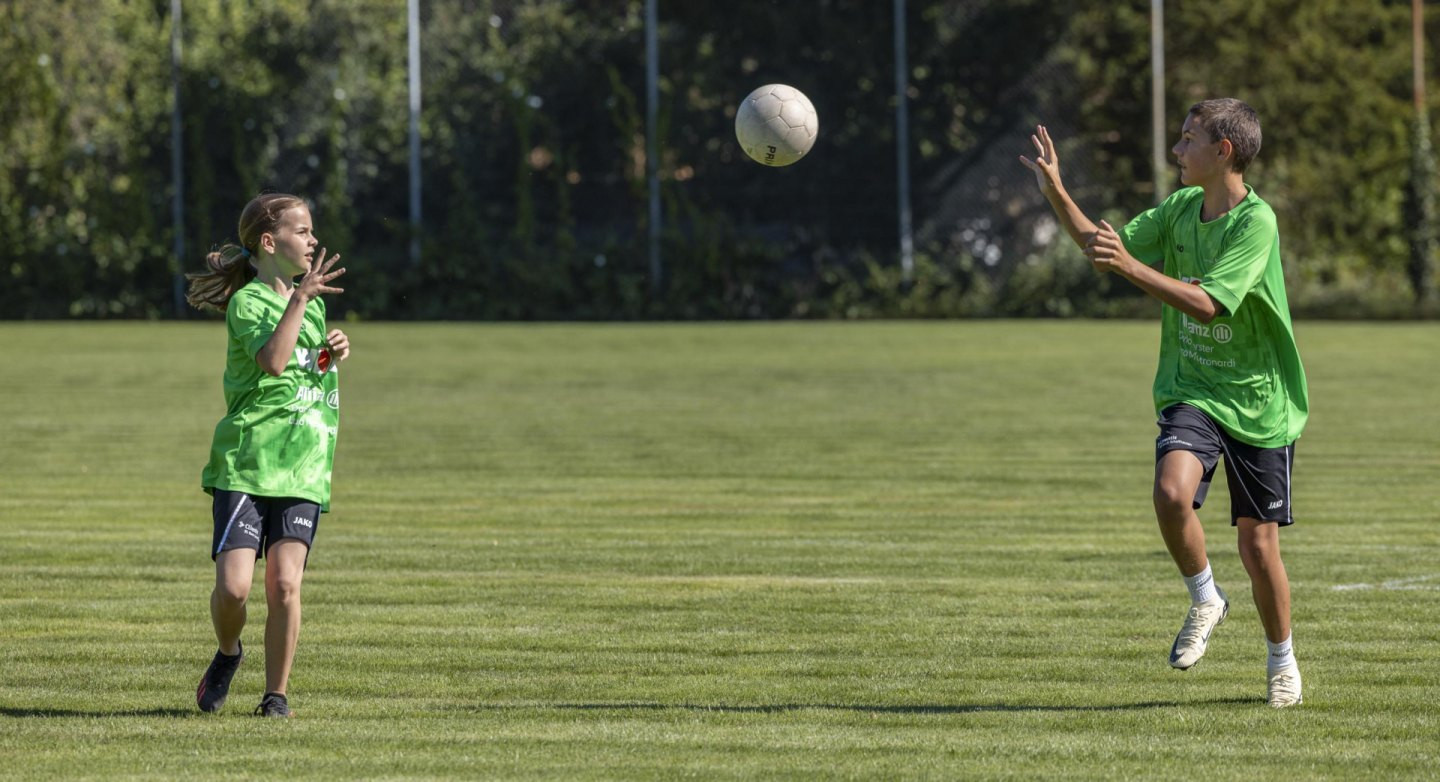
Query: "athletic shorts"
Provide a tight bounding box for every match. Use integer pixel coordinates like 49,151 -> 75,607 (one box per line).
210,489 -> 321,560
1155,404 -> 1296,526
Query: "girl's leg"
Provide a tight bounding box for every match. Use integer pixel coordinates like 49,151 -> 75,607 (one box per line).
212,548 -> 257,655
263,539 -> 309,695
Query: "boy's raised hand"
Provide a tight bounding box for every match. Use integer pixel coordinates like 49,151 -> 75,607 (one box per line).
1084,220 -> 1136,274
1018,125 -> 1063,194
296,247 -> 345,302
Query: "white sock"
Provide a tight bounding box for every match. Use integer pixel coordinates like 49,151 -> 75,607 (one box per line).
1183,564 -> 1219,604
1267,635 -> 1296,674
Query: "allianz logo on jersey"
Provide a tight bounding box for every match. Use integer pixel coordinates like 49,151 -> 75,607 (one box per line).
294,347 -> 337,375
294,386 -> 340,410
1178,301 -> 1233,344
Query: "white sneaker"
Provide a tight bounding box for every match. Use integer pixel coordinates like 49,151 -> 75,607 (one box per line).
1168,588 -> 1228,670
1267,665 -> 1303,708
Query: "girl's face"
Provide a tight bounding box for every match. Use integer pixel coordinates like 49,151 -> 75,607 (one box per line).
262,206 -> 318,276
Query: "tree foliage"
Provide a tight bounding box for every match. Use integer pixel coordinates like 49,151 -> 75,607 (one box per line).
1,0 -> 1435,319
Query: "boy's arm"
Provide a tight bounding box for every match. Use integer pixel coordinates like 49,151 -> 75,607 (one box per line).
1086,220 -> 1220,323
1018,125 -> 1099,249
1017,125 -> 1215,319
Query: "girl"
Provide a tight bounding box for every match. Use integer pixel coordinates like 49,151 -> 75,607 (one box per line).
187,193 -> 348,717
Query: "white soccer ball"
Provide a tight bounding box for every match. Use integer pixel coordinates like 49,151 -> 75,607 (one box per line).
735,84 -> 818,167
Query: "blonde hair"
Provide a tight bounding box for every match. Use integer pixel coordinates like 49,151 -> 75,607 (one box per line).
185,193 -> 307,311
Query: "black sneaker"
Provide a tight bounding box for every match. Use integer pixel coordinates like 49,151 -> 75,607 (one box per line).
196,643 -> 243,713
254,692 -> 293,718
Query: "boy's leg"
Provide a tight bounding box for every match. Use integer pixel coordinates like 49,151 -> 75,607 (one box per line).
1237,517 -> 1302,707
1236,518 -> 1290,643
1154,451 -> 1210,576
1224,434 -> 1301,707
263,539 -> 308,697
1154,448 -> 1228,670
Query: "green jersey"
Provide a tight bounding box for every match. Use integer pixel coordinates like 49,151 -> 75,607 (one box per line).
202,280 -> 341,508
1120,185 -> 1308,448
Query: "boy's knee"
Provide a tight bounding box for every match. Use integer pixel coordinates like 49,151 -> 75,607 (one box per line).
1152,481 -> 1193,520
1238,535 -> 1278,563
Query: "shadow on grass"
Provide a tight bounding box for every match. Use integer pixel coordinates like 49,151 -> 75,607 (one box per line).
456,697 -> 1260,715
0,706 -> 194,719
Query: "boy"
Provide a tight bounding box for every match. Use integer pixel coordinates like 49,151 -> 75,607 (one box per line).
1018,99 -> 1308,707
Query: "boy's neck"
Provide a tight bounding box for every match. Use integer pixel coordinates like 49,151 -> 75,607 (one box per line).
1199,173 -> 1249,223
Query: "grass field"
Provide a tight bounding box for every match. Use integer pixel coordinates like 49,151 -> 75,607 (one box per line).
1,320 -> 1437,780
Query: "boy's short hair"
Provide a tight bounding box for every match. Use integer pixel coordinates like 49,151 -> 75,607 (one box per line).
1188,98 -> 1262,174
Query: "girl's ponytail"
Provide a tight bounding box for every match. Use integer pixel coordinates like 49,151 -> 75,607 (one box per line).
185,244 -> 256,311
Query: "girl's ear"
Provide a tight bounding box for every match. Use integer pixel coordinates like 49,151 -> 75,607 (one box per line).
259,232 -> 276,254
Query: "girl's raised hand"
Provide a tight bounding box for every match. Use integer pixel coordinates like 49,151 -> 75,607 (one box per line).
296,247 -> 345,302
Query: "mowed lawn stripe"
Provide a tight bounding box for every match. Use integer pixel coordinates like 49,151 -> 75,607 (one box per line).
0,321 -> 1436,780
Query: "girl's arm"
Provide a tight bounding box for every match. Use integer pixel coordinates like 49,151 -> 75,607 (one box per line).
255,253 -> 345,376
256,296 -> 311,377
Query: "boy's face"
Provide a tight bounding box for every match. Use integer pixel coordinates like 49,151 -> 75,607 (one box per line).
1171,113 -> 1229,187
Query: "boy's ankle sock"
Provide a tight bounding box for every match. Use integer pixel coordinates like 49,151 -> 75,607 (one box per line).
1183,564 -> 1219,604
1267,635 -> 1296,674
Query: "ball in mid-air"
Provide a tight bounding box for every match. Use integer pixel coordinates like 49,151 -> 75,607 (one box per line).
735,84 -> 818,167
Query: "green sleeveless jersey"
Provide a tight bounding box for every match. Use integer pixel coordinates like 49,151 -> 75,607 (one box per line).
201,280 -> 341,508
1120,185 -> 1308,448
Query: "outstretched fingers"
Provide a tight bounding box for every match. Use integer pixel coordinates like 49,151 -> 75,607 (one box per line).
1040,126 -> 1059,164
320,254 -> 345,281
1020,124 -> 1063,192
298,248 -> 346,297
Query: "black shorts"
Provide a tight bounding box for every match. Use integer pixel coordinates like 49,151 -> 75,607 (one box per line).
211,489 -> 321,560
1155,404 -> 1296,526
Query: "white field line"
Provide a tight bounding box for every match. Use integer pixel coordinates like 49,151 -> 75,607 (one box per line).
1331,574 -> 1440,591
